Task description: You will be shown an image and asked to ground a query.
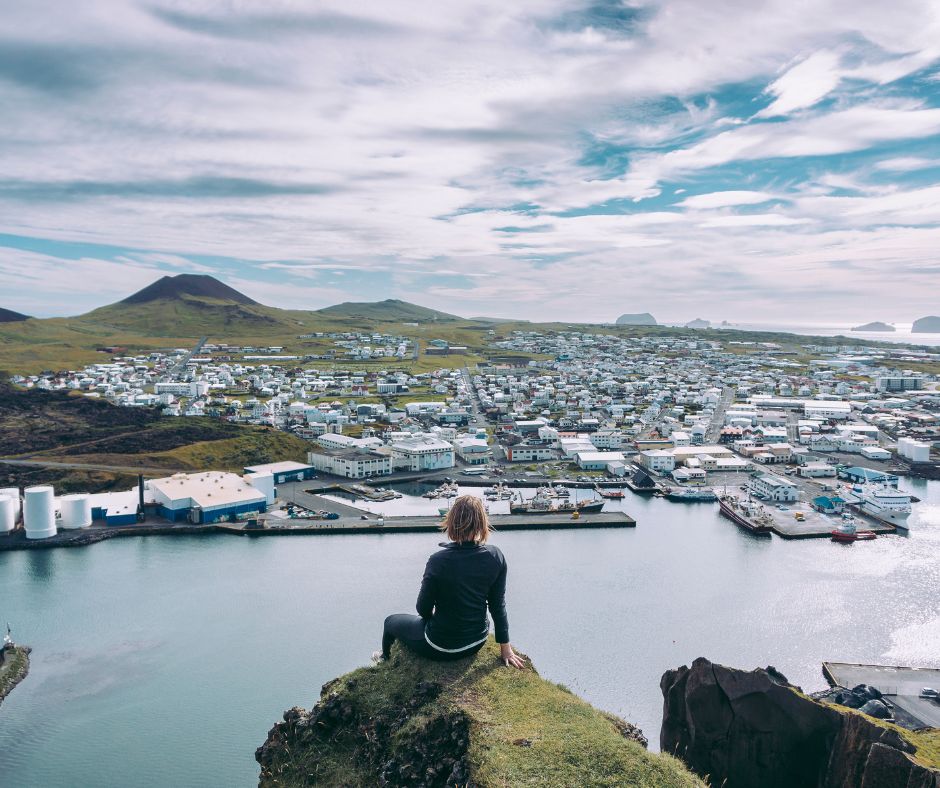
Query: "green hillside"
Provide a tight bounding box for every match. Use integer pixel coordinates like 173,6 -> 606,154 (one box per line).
314,298 -> 461,323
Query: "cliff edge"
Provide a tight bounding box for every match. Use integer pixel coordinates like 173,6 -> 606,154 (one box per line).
257,640 -> 702,787
661,657 -> 940,788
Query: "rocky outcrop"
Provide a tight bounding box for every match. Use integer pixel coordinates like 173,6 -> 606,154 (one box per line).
913,316 -> 940,333
616,312 -> 658,325
685,318 -> 710,329
661,657 -> 939,788
258,641 -> 701,787
0,645 -> 31,706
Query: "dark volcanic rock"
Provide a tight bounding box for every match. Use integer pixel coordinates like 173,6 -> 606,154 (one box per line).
0,307 -> 30,322
661,657 -> 939,788
121,274 -> 257,305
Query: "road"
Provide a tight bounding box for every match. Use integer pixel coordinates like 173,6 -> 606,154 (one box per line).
460,367 -> 486,429
706,386 -> 735,443
160,336 -> 208,383
0,458 -> 187,476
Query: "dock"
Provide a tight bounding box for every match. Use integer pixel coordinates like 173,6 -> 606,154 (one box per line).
823,662 -> 940,729
0,510 -> 635,551
240,510 -> 636,535
761,505 -> 895,539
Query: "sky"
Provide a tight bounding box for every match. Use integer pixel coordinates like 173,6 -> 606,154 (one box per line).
1,0 -> 940,323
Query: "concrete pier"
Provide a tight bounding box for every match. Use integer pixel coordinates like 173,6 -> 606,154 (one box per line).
762,505 -> 895,539
823,662 -> 940,729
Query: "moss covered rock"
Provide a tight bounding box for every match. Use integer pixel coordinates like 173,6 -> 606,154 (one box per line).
256,640 -> 702,787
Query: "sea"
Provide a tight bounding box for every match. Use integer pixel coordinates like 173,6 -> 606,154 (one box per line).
713,322 -> 940,348
1,479 -> 939,788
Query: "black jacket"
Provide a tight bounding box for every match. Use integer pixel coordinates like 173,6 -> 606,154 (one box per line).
416,542 -> 509,649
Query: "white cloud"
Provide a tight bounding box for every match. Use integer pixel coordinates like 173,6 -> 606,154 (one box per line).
679,191 -> 777,209
873,157 -> 940,171
697,214 -> 811,228
0,0 -> 939,321
758,51 -> 843,118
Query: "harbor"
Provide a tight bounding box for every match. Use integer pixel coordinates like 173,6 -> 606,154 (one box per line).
718,492 -> 898,539
823,662 -> 940,729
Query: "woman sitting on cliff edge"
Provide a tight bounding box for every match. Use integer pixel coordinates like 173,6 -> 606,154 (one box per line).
375,495 -> 525,669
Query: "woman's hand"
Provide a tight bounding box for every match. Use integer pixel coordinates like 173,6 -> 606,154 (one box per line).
500,643 -> 525,669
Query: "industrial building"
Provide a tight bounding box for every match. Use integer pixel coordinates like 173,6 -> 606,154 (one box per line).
243,461 -> 317,485
575,451 -> 625,470
148,472 -> 268,523
453,436 -> 491,464
505,445 -> 554,462
838,467 -> 899,486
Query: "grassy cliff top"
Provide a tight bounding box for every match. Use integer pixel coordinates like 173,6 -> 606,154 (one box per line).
257,640 -> 702,787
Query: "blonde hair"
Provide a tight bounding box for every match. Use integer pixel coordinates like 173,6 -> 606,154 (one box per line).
442,495 -> 490,544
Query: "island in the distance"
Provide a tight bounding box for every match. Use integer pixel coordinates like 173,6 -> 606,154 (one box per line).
851,321 -> 895,332
912,315 -> 940,333
616,312 -> 657,325
685,318 -> 710,329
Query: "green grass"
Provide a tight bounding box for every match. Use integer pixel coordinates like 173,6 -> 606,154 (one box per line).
258,640 -> 702,787
0,646 -> 30,703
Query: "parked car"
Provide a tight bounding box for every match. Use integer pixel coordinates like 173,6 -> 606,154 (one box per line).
920,688 -> 939,699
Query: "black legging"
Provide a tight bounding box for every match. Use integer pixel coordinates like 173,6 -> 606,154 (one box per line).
382,614 -> 485,661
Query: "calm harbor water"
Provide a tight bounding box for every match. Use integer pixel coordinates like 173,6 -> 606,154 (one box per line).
1,478 -> 938,788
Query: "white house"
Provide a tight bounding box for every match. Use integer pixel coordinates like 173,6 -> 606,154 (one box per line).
639,450 -> 676,473
390,438 -> 455,471
749,473 -> 799,502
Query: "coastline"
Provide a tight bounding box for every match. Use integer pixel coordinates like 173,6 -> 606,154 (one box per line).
0,645 -> 31,707
0,510 -> 636,552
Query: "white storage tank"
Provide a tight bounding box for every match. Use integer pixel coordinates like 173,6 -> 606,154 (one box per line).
910,441 -> 931,463
24,486 -> 57,540
897,437 -> 912,459
0,495 -> 15,534
0,487 -> 20,521
59,493 -> 92,529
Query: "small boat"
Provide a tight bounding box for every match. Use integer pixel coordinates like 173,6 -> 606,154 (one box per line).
831,516 -> 876,543
509,491 -> 605,515
595,485 -> 625,499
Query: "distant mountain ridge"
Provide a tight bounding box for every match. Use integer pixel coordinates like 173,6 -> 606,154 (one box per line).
314,298 -> 461,322
0,307 -> 30,322
121,274 -> 258,305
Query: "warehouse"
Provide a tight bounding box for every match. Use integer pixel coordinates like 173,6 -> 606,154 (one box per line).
149,472 -> 268,523
243,461 -> 317,484
575,450 -> 625,470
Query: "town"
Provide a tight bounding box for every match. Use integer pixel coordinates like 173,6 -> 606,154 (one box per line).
3,325 -> 938,546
